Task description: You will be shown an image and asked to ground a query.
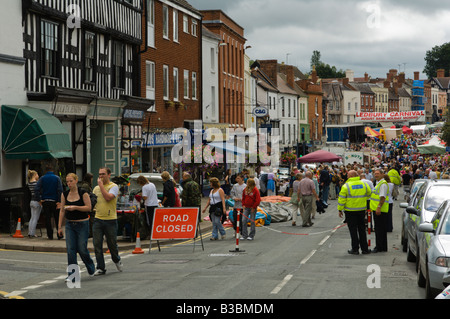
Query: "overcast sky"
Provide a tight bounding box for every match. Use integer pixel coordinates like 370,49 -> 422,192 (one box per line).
188,0 -> 450,79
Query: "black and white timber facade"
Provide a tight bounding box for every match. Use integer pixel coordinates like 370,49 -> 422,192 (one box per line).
22,0 -> 143,100
21,0 -> 148,178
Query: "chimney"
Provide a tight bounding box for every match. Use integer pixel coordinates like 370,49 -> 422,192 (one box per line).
345,69 -> 354,82
384,80 -> 390,88
389,69 -> 398,77
286,65 -> 294,88
398,72 -> 405,84
414,71 -> 420,81
258,60 -> 278,87
343,78 -> 349,86
437,69 -> 445,78
364,72 -> 369,82
387,72 -> 393,82
393,82 -> 399,95
312,68 -> 318,84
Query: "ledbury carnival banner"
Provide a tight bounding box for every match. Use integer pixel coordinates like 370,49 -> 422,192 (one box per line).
356,111 -> 425,122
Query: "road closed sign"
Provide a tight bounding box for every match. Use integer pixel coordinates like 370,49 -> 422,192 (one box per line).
151,208 -> 199,240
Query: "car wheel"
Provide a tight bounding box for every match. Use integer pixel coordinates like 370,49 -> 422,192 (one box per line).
401,226 -> 407,252
425,265 -> 438,299
415,245 -> 420,273
407,241 -> 416,262
417,259 -> 426,288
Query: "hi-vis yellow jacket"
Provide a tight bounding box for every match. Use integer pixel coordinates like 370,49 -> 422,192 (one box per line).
370,179 -> 390,213
338,177 -> 371,212
388,169 -> 401,185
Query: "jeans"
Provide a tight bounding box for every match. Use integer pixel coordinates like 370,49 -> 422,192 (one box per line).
29,201 -> 42,236
242,207 -> 256,239
65,220 -> 95,276
211,213 -> 226,239
42,201 -> 60,239
321,184 -> 330,205
93,218 -> 121,271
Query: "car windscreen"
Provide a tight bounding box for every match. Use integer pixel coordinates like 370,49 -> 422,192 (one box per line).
425,186 -> 450,212
129,178 -> 164,194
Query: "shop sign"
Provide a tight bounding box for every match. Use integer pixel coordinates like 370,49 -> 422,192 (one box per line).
123,109 -> 145,120
142,132 -> 183,147
253,106 -> 269,118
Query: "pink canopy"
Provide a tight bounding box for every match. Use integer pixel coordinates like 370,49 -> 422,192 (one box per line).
297,150 -> 342,163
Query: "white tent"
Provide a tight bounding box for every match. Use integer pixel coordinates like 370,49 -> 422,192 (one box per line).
410,125 -> 428,135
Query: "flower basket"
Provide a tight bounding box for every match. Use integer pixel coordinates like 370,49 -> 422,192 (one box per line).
165,101 -> 175,108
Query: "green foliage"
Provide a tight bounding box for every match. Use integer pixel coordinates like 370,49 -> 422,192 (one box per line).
310,50 -> 345,78
423,42 -> 450,78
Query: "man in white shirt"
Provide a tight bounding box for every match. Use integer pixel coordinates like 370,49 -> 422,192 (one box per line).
429,167 -> 438,180
138,176 -> 159,238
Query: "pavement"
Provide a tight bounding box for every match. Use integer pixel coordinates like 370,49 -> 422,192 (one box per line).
0,197 -> 213,253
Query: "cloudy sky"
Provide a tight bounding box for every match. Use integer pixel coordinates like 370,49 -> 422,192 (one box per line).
188,0 -> 450,79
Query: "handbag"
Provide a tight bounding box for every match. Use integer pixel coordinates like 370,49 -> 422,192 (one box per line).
210,190 -> 223,217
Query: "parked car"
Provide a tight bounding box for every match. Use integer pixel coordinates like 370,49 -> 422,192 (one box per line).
400,179 -> 426,252
117,173 -> 182,211
403,180 -> 450,270
436,270 -> 450,299
417,199 -> 450,298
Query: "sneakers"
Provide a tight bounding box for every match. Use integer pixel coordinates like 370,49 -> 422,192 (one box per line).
247,237 -> 253,241
94,269 -> 106,276
115,260 -> 123,272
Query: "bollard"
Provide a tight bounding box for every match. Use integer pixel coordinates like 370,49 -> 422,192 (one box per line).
367,210 -> 372,248
230,209 -> 245,253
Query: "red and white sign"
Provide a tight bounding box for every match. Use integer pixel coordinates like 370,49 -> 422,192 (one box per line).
151,208 -> 199,240
356,111 -> 425,122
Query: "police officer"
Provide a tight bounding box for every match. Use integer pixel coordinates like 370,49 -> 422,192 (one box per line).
338,170 -> 372,255
370,168 -> 389,253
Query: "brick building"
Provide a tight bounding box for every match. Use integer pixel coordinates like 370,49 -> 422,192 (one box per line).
201,10 -> 246,129
140,0 -> 202,130
297,69 -> 324,143
140,0 -> 202,172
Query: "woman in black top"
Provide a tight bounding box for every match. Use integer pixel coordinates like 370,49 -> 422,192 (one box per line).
58,173 -> 95,279
161,171 -> 175,207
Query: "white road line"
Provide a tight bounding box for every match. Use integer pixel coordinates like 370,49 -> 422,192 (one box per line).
300,249 -> 317,265
270,274 -> 293,294
21,285 -> 42,290
270,224 -> 342,295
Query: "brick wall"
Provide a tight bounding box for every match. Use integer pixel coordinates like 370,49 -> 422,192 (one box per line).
140,1 -> 202,130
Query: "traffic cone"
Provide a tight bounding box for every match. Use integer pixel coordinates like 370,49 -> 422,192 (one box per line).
132,232 -> 144,254
12,218 -> 24,238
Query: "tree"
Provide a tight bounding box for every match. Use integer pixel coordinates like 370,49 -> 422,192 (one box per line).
315,63 -> 346,79
310,50 -> 321,70
442,105 -> 450,146
423,42 -> 450,78
310,50 -> 345,78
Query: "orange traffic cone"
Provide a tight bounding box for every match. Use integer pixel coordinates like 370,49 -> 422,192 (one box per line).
12,218 -> 24,238
132,232 -> 144,254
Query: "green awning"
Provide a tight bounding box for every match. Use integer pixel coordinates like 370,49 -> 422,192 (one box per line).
2,105 -> 72,160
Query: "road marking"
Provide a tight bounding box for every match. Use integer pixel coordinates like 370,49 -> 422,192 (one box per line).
300,250 -> 317,265
21,285 -> 42,290
270,224 -> 342,295
270,274 -> 293,294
